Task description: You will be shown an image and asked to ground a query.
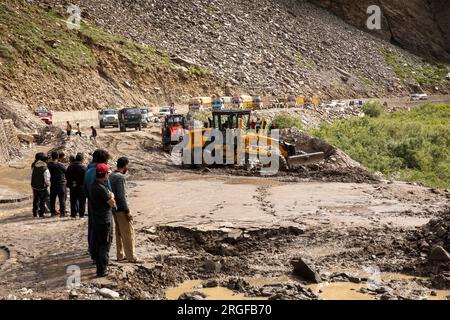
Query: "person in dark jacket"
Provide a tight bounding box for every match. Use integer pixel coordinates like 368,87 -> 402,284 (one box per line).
47,151 -> 67,217
90,163 -> 116,277
31,153 -> 50,218
66,153 -> 87,218
84,149 -> 111,262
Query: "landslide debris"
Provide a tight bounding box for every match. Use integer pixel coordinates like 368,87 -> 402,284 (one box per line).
31,0 -> 450,100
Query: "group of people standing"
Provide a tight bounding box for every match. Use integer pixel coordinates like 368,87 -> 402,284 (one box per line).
31,148 -> 141,277
66,121 -> 97,141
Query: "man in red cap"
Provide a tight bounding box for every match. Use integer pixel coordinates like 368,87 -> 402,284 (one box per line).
89,163 -> 116,277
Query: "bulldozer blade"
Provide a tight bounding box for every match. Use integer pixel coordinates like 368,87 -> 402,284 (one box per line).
287,152 -> 325,167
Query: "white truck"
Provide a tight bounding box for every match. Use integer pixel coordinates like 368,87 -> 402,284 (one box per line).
98,109 -> 119,128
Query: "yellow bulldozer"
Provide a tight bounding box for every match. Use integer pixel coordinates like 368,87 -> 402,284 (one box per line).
176,110 -> 325,171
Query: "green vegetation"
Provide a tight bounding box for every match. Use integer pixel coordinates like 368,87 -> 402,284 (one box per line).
191,111 -> 211,124
311,104 -> 450,189
0,0 -> 179,73
380,48 -> 450,86
271,113 -> 303,130
188,65 -> 209,77
362,101 -> 385,118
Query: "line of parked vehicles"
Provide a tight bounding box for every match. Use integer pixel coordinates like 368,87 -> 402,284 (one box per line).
188,95 -> 322,112
97,106 -> 177,131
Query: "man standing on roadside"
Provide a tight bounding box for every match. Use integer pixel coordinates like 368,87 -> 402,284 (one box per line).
31,153 -> 50,218
66,121 -> 72,136
84,149 -> 111,262
110,157 -> 143,263
90,163 -> 116,277
48,151 -> 67,217
76,123 -> 82,137
66,153 -> 86,219
90,126 -> 97,142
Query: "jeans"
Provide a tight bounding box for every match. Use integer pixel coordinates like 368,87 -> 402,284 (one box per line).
93,222 -> 113,276
32,189 -> 48,217
69,187 -> 86,218
50,184 -> 66,216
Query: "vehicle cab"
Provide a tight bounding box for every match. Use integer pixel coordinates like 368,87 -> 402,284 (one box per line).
118,107 -> 142,132
98,108 -> 119,128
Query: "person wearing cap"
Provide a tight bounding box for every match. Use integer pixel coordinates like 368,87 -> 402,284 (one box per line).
90,163 -> 116,277
84,149 -> 111,262
31,153 -> 50,218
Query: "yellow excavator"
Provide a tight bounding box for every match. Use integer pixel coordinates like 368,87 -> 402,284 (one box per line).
179,110 -> 325,170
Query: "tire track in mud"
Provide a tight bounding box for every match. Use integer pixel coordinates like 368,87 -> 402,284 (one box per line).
253,186 -> 277,216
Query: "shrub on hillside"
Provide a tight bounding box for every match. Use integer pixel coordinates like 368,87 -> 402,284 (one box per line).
310,104 -> 450,189
271,113 -> 303,130
362,101 -> 385,118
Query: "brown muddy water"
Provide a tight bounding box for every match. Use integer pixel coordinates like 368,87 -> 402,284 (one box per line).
166,273 -> 450,300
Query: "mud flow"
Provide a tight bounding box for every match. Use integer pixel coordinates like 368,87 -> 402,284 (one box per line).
0,114 -> 449,301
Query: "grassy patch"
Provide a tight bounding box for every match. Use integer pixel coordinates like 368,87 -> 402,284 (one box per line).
362,101 -> 385,118
380,47 -> 450,86
0,0 -> 174,73
270,113 -> 303,130
188,65 -> 209,77
311,104 -> 450,188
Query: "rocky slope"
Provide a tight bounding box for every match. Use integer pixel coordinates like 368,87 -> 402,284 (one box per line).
1,0 -> 449,111
308,0 -> 450,61
28,0 -> 450,102
0,0 -> 226,111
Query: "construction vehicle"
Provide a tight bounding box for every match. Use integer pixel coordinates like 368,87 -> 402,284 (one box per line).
178,110 -> 325,170
162,114 -> 187,151
34,107 -> 53,125
118,107 -> 142,132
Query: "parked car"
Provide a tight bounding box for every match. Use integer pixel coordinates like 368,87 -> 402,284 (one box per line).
34,107 -> 53,125
98,108 -> 119,128
118,107 -> 142,132
158,107 -> 172,119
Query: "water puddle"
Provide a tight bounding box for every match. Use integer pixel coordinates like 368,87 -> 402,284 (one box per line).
166,273 -> 450,300
165,280 -> 266,300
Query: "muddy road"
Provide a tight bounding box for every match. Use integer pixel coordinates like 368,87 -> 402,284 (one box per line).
0,121 -> 449,300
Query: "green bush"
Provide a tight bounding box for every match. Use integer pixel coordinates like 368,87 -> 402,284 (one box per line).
271,113 -> 303,130
362,101 -> 385,118
310,104 -> 450,189
190,111 -> 211,124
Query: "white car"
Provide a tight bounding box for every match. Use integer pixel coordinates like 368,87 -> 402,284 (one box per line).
158,107 -> 172,118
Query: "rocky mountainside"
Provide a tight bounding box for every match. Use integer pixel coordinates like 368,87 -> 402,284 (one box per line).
29,0 -> 450,100
308,0 -> 450,62
1,0 -> 449,111
0,0 -> 225,111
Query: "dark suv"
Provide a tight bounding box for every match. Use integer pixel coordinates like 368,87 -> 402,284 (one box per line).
118,108 -> 143,132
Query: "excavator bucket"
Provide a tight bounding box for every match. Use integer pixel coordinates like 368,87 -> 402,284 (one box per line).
287,152 -> 326,167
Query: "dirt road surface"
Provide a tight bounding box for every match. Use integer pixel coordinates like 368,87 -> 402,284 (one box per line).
0,111 -> 449,300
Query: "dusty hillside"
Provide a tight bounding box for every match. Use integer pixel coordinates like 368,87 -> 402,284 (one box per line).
0,0 -> 227,111
29,0 -> 450,101
308,0 -> 450,61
